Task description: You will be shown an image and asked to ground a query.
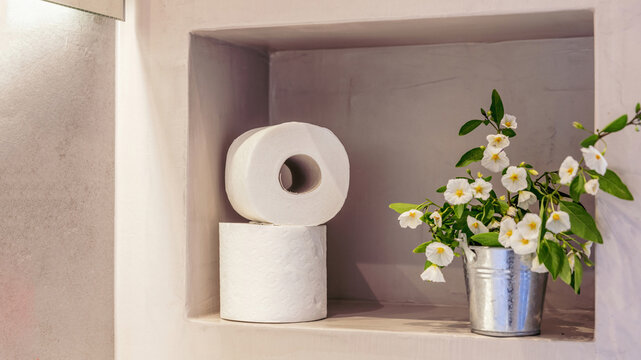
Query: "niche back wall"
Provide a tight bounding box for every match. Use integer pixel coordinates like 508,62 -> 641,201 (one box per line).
270,37 -> 595,308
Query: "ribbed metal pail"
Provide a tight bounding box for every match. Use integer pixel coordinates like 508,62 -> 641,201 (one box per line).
463,246 -> 548,337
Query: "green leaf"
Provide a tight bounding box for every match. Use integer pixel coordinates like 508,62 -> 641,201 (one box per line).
549,172 -> 561,184
580,134 -> 599,147
459,120 -> 484,136
559,201 -> 603,244
501,128 -> 516,137
471,232 -> 501,247
573,256 -> 583,294
490,89 -> 504,124
454,204 -> 464,219
636,103 -> 640,113
587,169 -> 634,200
569,174 -> 586,202
539,240 -> 565,279
424,260 -> 433,270
481,108 -> 487,117
389,203 -> 418,214
436,185 -> 447,193
413,241 -> 431,253
602,114 -> 628,133
455,147 -> 484,167
559,255 -> 572,285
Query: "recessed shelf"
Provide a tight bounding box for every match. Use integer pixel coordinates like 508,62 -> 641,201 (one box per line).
195,300 -> 593,340
187,10 -> 596,345
190,300 -> 593,358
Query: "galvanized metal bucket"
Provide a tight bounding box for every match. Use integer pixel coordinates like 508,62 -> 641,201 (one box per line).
463,246 -> 548,337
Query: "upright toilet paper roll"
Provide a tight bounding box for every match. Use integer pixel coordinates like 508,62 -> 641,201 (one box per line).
225,122 -> 349,226
219,223 -> 327,323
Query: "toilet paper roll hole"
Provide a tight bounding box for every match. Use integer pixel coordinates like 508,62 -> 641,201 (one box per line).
279,155 -> 322,194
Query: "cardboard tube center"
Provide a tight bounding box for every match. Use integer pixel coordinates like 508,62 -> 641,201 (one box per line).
279,155 -> 322,194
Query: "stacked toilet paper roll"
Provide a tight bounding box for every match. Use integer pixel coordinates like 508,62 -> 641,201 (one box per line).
220,122 -> 349,323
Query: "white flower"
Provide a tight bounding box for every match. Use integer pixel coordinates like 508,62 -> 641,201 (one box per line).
500,114 -> 518,129
420,264 -> 445,283
584,241 -> 593,258
458,233 -> 476,262
581,145 -> 608,175
444,179 -> 473,205
585,179 -> 599,195
429,211 -> 442,227
506,206 -> 517,217
509,229 -> 538,255
546,210 -> 571,233
488,219 -> 500,229
559,156 -> 579,185
499,217 -> 517,247
398,209 -> 423,229
481,147 -> 510,173
471,178 -> 493,200
501,166 -> 528,193
517,191 -> 537,209
531,256 -> 549,273
567,253 -> 575,271
486,134 -> 510,149
516,213 -> 542,240
467,216 -> 489,235
425,242 -> 455,266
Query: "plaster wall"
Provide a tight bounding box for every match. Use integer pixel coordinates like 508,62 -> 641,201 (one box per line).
0,1 -> 115,359
269,37 -> 595,309
116,0 -> 641,358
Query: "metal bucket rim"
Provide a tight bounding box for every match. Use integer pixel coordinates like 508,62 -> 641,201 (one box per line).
469,246 -> 514,253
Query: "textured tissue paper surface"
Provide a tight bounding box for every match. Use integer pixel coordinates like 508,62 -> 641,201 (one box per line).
219,223 -> 327,322
225,122 -> 350,226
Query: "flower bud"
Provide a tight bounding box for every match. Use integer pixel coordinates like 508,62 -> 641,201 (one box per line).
477,172 -> 483,178
466,168 -> 472,175
507,206 -> 517,217
519,161 -> 525,167
572,121 -> 585,130
487,110 -> 492,116
499,195 -> 505,201
528,169 -> 539,176
480,145 -> 486,150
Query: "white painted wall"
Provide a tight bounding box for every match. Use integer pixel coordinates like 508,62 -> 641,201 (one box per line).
0,1 -> 115,359
116,0 -> 641,358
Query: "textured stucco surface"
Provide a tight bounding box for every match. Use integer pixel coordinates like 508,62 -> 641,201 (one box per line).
0,1 -> 115,359
116,0 -> 641,358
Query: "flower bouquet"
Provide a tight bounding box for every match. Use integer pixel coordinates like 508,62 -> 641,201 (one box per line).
390,90 -> 639,336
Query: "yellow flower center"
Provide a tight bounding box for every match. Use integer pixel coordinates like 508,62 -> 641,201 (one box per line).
456,189 -> 464,197
473,223 -> 479,228
494,137 -> 502,144
521,238 -> 529,245
510,173 -> 519,181
529,222 -> 537,230
491,153 -> 500,161
567,167 -> 574,174
475,185 -> 483,193
595,154 -> 601,160
437,248 -> 444,254
506,230 -> 513,237
409,212 -> 416,218
505,121 -> 512,127
552,213 -> 560,221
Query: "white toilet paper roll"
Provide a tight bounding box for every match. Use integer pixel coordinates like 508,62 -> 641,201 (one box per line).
219,223 -> 327,323
225,122 -> 349,226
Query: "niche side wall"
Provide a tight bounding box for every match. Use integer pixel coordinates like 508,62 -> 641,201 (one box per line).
187,36 -> 269,317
